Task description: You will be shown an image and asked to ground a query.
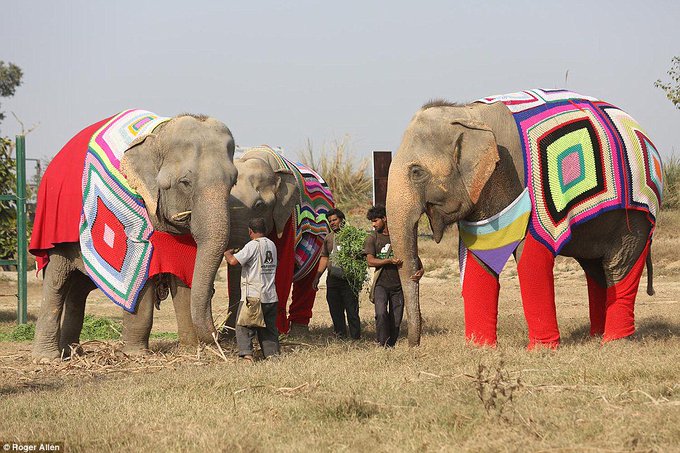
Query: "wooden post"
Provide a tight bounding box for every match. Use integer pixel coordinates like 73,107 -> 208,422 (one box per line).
372,151 -> 392,207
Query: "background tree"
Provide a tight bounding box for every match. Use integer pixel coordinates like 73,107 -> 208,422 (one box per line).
0,61 -> 24,265
655,56 -> 680,109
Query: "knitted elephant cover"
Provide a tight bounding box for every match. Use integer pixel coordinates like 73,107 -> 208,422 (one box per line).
245,146 -> 334,281
475,88 -> 663,257
30,110 -> 197,313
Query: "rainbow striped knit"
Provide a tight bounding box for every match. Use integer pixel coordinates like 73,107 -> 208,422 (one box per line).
477,89 -> 663,256
79,110 -> 170,312
244,146 -> 334,280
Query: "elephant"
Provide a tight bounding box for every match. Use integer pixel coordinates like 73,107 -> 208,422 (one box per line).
221,145 -> 334,335
29,110 -> 238,360
386,89 -> 663,348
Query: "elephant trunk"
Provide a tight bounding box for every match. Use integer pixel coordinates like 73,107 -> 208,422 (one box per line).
386,169 -> 423,347
190,187 -> 230,344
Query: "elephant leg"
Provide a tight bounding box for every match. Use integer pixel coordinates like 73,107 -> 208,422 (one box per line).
271,218 -> 296,334
517,233 -> 559,349
577,258 -> 607,336
223,264 -> 242,336
32,251 -> 77,360
122,280 -> 157,353
602,241 -> 650,342
59,271 -> 96,355
461,248 -> 499,346
170,276 -> 198,347
288,260 -> 320,329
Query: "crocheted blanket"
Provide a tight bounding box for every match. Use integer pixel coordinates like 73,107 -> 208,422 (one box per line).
79,110 -> 171,312
458,188 -> 531,278
246,146 -> 334,280
477,89 -> 663,255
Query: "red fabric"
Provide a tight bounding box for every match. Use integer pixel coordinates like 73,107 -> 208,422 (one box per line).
585,274 -> 607,336
29,117 -> 112,271
603,243 -> 649,342
517,233 -> 560,349
29,115 -> 198,286
269,217 -> 296,333
289,258 -> 320,326
148,232 -> 196,287
461,249 -> 500,346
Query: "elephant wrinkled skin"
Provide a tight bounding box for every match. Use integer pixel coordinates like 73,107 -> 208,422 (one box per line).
387,99 -> 657,348
31,114 -> 237,360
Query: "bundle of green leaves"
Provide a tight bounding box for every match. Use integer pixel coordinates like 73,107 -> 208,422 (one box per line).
334,223 -> 369,296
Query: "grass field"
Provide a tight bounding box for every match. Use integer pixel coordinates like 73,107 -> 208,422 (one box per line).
1,212 -> 679,452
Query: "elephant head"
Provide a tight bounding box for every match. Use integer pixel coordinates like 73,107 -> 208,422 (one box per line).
120,114 -> 238,344
387,102 -> 511,346
229,147 -> 300,244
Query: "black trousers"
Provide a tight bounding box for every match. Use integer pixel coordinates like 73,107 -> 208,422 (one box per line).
236,301 -> 280,358
373,285 -> 404,347
326,277 -> 361,339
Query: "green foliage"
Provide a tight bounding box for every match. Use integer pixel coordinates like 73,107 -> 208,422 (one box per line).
655,56 -> 680,109
80,314 -> 122,340
0,322 -> 36,341
300,136 -> 372,213
0,61 -> 25,263
150,331 -> 179,340
662,155 -> 680,210
0,61 -> 23,124
334,223 -> 369,296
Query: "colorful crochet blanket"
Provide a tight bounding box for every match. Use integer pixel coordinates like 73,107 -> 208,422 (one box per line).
458,188 -> 531,278
79,110 -> 171,312
245,146 -> 334,280
477,89 -> 663,255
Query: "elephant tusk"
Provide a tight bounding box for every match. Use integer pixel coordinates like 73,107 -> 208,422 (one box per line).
172,210 -> 192,221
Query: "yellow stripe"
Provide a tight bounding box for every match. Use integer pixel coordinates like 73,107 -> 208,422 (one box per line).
460,212 -> 530,250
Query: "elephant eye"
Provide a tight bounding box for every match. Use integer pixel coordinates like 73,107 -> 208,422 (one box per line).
178,178 -> 191,188
409,165 -> 428,183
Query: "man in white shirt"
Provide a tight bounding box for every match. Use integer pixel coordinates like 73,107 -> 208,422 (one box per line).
224,217 -> 280,361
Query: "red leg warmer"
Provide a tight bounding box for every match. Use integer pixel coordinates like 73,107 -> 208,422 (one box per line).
602,243 -> 650,343
269,217 -> 296,334
517,233 -> 559,349
461,249 -> 499,346
585,274 -> 607,336
288,259 -> 320,326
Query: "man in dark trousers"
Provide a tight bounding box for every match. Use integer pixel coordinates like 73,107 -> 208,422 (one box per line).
312,208 -> 361,339
364,205 -> 423,347
224,217 -> 280,362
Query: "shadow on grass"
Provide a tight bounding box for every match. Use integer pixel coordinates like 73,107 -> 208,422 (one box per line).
0,309 -> 37,323
563,318 -> 680,344
0,379 -> 64,397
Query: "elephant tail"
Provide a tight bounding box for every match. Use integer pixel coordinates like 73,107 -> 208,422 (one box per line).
646,247 -> 655,296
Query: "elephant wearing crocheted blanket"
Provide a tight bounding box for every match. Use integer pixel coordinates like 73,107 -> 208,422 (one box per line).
386,89 -> 662,348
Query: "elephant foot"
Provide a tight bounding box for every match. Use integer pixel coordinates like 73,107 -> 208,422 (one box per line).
121,343 -> 151,356
526,340 -> 559,351
288,322 -> 310,336
31,345 -> 62,363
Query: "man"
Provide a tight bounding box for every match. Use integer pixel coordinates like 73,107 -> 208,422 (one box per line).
364,205 -> 423,347
224,217 -> 280,361
312,208 -> 361,339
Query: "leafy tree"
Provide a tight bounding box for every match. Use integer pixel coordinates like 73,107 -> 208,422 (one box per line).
0,61 -> 24,264
655,56 -> 680,109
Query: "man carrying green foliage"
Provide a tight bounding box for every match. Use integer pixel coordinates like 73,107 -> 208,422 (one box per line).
365,205 -> 423,347
313,208 -> 366,339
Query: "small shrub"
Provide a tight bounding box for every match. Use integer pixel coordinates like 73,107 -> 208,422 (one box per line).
79,315 -> 122,340
662,155 -> 680,210
334,223 -> 369,296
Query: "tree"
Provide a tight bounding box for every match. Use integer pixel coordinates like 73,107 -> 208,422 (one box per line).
655,56 -> 680,109
0,61 -> 24,264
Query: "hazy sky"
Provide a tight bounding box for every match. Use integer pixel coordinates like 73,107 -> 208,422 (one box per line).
2,1 -> 679,165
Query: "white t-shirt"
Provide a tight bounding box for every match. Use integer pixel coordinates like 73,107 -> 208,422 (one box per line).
234,237 -> 278,304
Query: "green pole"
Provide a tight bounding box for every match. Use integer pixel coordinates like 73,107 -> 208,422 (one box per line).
15,135 -> 27,324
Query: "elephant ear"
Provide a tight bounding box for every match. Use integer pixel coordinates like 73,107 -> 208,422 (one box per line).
273,169 -> 300,237
451,119 -> 500,204
120,134 -> 162,219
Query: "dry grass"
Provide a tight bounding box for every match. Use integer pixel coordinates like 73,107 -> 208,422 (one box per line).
1,212 -> 679,452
